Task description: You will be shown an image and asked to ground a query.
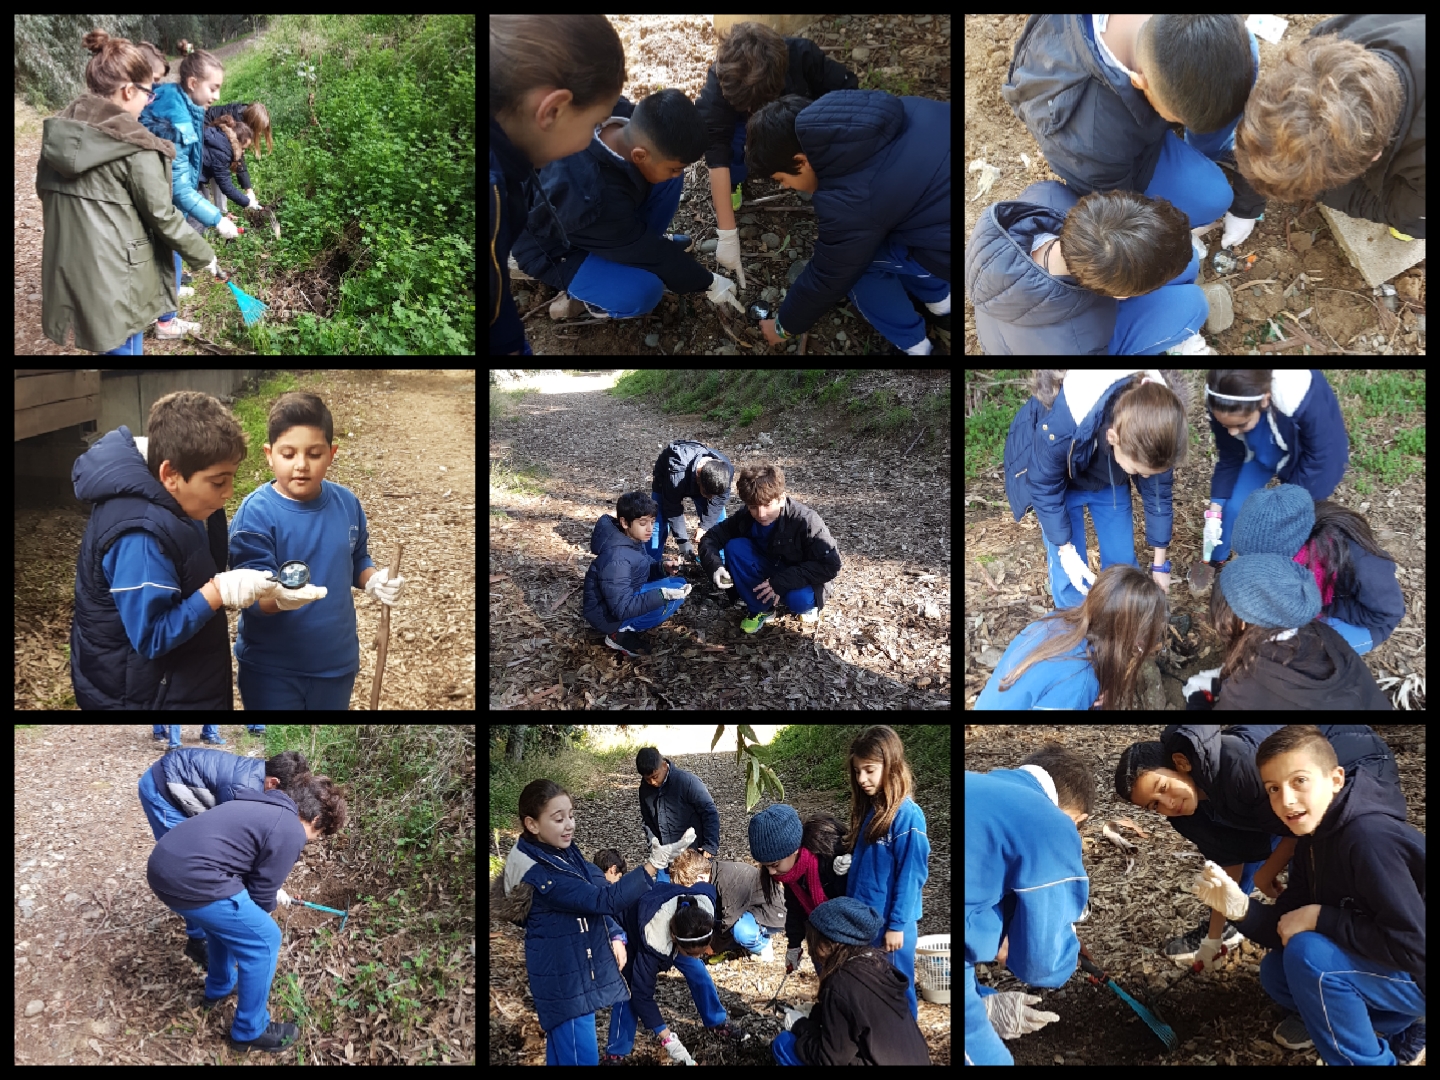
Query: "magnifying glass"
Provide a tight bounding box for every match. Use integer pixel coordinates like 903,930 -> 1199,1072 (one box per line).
278,560 -> 311,589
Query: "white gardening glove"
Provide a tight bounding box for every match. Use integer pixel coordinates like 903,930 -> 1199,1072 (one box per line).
660,583 -> 693,601
246,189 -> 264,210
1182,668 -> 1223,700
1220,211 -> 1259,249
272,582 -> 328,611
1203,509 -> 1224,562
212,569 -> 280,609
715,227 -> 746,291
648,826 -> 697,870
276,887 -> 293,907
661,1031 -> 696,1065
205,257 -> 223,278
1192,936 -> 1229,972
983,991 -> 1060,1039
785,947 -> 802,973
713,567 -> 734,589
832,854 -> 852,876
215,217 -> 241,240
1195,859 -> 1250,921
365,567 -> 406,606
706,271 -> 746,313
1057,543 -> 1097,596
782,1005 -> 813,1031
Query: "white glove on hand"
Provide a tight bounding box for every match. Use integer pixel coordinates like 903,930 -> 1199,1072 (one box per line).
365,567 -> 406,606
1195,859 -> 1250,920
273,582 -> 328,611
1203,510 -> 1224,562
246,189 -> 264,210
715,227 -> 746,291
983,991 -> 1060,1039
1057,543 -> 1097,596
276,888 -> 293,907
706,272 -> 746,313
215,217 -> 241,240
713,567 -> 733,589
785,947 -> 802,973
782,1005 -> 812,1031
1182,668 -> 1223,700
661,1032 -> 696,1065
648,826 -> 697,870
1221,211 -> 1260,249
213,569 -> 280,610
833,854 -> 852,876
660,583 -> 693,601
1192,935 -> 1228,971
205,257 -> 223,279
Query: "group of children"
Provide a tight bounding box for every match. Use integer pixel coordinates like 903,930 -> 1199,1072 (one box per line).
501,729 -> 932,1065
140,738 -> 348,1054
37,29 -> 274,354
582,438 -> 843,655
965,726 -> 1425,1066
975,368 -> 1405,710
964,14 -> 1426,355
489,15 -> 951,356
70,388 -> 405,710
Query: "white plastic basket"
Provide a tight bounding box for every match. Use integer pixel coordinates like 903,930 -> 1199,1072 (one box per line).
914,933 -> 951,1004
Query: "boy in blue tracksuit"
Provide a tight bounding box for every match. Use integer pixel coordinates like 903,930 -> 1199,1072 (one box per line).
965,747 -> 1091,1066
744,89 -> 950,356
583,492 -> 692,655
648,440 -> 734,565
227,392 -> 404,709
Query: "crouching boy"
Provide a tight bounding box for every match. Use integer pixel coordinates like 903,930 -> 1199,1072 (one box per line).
583,492 -> 693,657
697,465 -> 841,635
1193,725 -> 1425,1066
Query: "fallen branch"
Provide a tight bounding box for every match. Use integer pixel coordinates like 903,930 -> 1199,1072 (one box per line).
902,427 -> 927,458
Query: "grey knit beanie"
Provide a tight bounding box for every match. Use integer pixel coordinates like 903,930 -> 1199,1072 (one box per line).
748,804 -> 803,864
1230,484 -> 1315,557
808,897 -> 884,946
1218,552 -> 1322,629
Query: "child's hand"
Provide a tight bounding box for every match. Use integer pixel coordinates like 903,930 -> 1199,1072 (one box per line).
273,583 -> 327,611
1277,904 -> 1322,946
215,217 -> 241,240
364,567 -> 406,606
884,929 -> 904,953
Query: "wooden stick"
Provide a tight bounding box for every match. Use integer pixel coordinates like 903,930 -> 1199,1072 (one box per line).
369,544 -> 404,710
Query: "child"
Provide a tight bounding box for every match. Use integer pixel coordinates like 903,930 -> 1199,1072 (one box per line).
582,492 -> 693,657
593,847 -> 628,884
636,749 -> 721,862
146,769 -> 347,1054
1003,16 -> 1266,249
138,747 -> 309,966
500,779 -> 689,1066
152,724 -> 229,747
697,463 -> 842,634
1003,370 -> 1189,612
964,182 -> 1211,355
489,14 -> 626,355
1191,725 -> 1424,1065
1235,16 -> 1424,241
1186,486 -> 1394,710
201,114 -> 261,214
1116,725 -> 1403,971
744,91 -> 950,356
1302,500 -> 1406,656
70,392 -> 281,710
667,847 -> 786,960
773,897 -> 931,1065
1200,370 -> 1351,569
138,43 -> 243,341
695,20 -> 858,289
964,744 -> 1090,1066
746,805 -> 849,978
512,90 -> 746,323
36,30 -> 219,355
227,392 -> 406,710
647,440 -> 734,565
207,101 -> 274,162
842,725 -> 930,1019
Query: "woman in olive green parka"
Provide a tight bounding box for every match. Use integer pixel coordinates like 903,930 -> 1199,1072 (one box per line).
36,30 -> 217,354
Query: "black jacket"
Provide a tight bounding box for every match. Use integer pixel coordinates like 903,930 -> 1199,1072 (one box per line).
697,495 -> 842,610
789,949 -> 931,1065
637,758 -> 721,854
651,439 -> 734,544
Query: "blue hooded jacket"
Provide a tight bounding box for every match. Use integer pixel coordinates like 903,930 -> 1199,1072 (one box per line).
613,881 -> 721,1034
581,514 -> 670,634
140,82 -> 223,228
146,747 -> 272,818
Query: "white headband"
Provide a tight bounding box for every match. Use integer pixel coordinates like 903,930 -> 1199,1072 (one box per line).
1206,387 -> 1266,402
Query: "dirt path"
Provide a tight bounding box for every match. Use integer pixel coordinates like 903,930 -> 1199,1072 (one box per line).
489,372 -> 952,709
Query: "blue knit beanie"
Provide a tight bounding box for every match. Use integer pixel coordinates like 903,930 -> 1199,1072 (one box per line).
808,897 -> 884,945
748,804 -> 803,864
1230,484 -> 1315,557
1218,552 -> 1322,629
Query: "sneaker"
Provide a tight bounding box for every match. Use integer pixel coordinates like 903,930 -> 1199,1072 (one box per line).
154,317 -> 201,340
177,286 -> 196,299
1390,1019 -> 1426,1065
228,1021 -> 299,1054
1274,1012 -> 1315,1051
798,609 -> 819,624
731,184 -> 743,211
605,631 -> 650,657
201,735 -> 227,746
705,1022 -> 751,1044
1162,916 -> 1244,966
740,611 -> 773,634
184,936 -> 209,969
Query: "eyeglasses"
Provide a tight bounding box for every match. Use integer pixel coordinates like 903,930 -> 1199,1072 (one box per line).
129,83 -> 157,102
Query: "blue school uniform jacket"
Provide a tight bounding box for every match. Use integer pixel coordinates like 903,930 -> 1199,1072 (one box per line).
651,440 -> 734,545
965,180 -> 1123,355
70,426 -> 232,711
973,616 -> 1099,710
140,83 -> 224,228
1232,766 -> 1424,996
1309,15 -> 1426,239
501,835 -> 653,1033
512,97 -> 714,296
774,90 -> 950,337
847,796 -> 929,936
489,116 -> 537,355
581,514 -> 671,634
1323,536 -> 1405,649
1000,15 -> 1264,218
964,768 -> 1088,988
145,747 -> 272,817
614,882 -> 721,1034
146,788 -> 307,913
637,757 -> 721,854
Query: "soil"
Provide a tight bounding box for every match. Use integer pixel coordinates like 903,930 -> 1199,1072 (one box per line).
962,14 -> 1426,356
512,14 -> 953,357
965,724 -> 1428,1066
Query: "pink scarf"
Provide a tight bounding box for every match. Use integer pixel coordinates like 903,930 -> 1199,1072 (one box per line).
773,846 -> 830,916
1294,540 -> 1335,607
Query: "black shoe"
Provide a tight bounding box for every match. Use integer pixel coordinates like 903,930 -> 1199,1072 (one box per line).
911,294 -> 951,333
228,1021 -> 299,1054
605,631 -> 651,657
1162,916 -> 1244,966
184,937 -> 208,970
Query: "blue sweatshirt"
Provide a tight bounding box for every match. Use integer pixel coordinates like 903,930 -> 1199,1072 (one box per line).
847,795 -> 930,933
228,478 -> 377,678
